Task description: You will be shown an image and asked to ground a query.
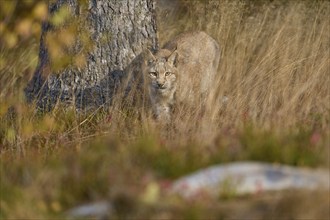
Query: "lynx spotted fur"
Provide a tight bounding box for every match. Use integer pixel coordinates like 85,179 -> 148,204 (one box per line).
143,31 -> 220,121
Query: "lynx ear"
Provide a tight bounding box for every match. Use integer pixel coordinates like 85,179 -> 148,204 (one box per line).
167,50 -> 178,67
145,49 -> 156,63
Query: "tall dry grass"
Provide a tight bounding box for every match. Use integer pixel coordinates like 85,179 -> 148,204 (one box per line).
157,0 -> 329,132
1,0 -> 328,155
88,0 -> 330,164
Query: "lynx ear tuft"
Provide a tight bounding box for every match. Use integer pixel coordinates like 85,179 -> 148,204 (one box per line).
167,50 -> 178,67
145,49 -> 156,64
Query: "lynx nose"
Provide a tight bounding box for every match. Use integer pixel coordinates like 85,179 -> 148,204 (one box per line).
157,82 -> 165,89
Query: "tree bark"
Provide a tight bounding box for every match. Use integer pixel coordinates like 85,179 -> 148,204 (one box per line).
25,0 -> 158,111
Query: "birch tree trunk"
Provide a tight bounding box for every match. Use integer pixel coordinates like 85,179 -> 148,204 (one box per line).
25,0 -> 158,111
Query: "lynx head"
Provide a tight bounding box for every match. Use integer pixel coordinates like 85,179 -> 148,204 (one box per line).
143,49 -> 178,93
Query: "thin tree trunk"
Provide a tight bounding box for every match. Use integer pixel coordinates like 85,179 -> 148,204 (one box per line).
25,0 -> 158,111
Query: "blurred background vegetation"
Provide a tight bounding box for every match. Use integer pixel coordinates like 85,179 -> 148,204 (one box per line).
0,1 -> 47,48
1,0 -> 329,219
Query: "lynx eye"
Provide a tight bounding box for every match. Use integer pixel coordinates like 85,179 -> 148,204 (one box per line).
165,72 -> 172,76
149,72 -> 157,77
148,60 -> 154,65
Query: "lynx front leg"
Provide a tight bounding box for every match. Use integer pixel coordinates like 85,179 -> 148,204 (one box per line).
154,105 -> 171,123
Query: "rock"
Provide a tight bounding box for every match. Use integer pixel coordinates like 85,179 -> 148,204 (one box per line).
66,201 -> 111,219
170,162 -> 329,198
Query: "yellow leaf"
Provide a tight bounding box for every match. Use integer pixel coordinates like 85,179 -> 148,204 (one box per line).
31,22 -> 42,36
140,182 -> 160,204
4,32 -> 18,48
50,4 -> 71,27
6,128 -> 16,144
16,18 -> 33,37
1,1 -> 15,17
58,28 -> 76,47
46,32 -> 64,60
33,2 -> 48,21
51,201 -> 62,212
74,53 -> 87,68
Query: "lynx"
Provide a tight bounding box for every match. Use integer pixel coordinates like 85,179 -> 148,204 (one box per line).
143,31 -> 220,121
